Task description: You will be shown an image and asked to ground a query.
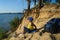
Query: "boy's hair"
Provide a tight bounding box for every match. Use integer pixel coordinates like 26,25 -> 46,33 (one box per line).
27,17 -> 33,22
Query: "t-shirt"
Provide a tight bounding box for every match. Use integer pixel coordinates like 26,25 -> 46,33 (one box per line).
27,24 -> 34,30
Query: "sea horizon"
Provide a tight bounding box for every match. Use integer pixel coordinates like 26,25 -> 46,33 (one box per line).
0,13 -> 24,31
0,12 -> 24,14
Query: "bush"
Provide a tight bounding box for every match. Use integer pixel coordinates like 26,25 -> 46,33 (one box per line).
0,28 -> 5,40
9,17 -> 20,32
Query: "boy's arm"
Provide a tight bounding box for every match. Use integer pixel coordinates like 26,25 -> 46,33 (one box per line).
32,23 -> 37,29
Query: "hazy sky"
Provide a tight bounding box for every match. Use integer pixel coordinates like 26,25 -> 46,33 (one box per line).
0,0 -> 28,13
51,0 -> 56,3
0,0 -> 56,13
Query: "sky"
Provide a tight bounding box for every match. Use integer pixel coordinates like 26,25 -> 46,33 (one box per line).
0,0 -> 28,13
0,0 -> 57,13
51,0 -> 57,3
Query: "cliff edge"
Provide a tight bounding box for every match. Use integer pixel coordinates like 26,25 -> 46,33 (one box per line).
9,4 -> 60,40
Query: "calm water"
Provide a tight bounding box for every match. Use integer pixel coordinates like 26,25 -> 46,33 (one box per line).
0,13 -> 24,31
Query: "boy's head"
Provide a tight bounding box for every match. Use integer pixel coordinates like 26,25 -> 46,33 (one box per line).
27,17 -> 33,22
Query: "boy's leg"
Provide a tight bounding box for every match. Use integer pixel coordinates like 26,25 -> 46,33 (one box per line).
23,27 -> 30,34
39,30 -> 44,36
32,29 -> 37,32
39,30 -> 45,36
23,27 -> 27,34
42,30 -> 45,33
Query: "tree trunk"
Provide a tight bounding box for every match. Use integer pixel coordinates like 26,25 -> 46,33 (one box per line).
34,0 -> 36,7
38,0 -> 42,8
27,0 -> 31,11
28,2 -> 30,10
43,0 -> 46,3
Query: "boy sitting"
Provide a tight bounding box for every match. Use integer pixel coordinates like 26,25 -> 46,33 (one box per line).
23,17 -> 37,34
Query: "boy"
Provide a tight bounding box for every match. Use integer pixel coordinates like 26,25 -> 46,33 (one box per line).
23,17 -> 37,34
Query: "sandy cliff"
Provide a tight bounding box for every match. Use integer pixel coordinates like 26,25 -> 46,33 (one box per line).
9,4 -> 60,40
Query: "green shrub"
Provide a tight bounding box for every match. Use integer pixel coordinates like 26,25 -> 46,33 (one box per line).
0,28 -> 5,40
9,17 -> 20,32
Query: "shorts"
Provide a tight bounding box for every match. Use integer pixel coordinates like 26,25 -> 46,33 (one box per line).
24,27 -> 36,33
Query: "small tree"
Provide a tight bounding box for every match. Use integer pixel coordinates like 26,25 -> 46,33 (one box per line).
9,17 -> 20,32
0,28 -> 5,40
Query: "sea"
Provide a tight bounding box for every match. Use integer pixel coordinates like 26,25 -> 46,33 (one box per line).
0,13 -> 24,31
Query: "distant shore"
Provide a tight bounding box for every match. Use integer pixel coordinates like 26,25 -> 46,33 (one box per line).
0,13 -> 24,14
